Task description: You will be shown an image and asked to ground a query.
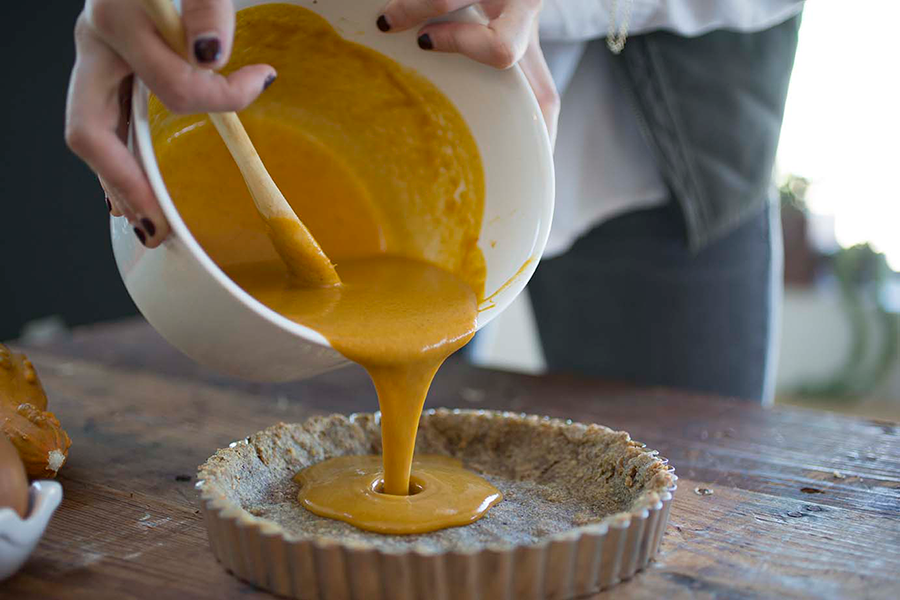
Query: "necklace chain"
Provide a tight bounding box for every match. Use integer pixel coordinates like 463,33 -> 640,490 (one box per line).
607,0 -> 633,54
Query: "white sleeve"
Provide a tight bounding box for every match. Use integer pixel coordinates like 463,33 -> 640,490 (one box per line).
540,0 -> 805,43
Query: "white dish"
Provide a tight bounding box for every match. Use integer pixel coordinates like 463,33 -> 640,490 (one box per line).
0,480 -> 62,581
116,0 -> 555,381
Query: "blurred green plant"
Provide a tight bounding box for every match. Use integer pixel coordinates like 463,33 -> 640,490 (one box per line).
779,174 -> 810,212
780,174 -> 899,399
795,243 -> 899,398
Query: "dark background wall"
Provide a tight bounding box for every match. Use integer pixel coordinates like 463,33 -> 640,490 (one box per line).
0,3 -> 139,341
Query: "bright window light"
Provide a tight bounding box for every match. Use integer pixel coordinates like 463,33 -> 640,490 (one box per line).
777,0 -> 900,270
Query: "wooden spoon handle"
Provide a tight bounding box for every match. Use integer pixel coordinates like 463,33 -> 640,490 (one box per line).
207,112 -> 291,221
138,0 -> 186,54
139,0 -> 285,218
138,0 -> 341,287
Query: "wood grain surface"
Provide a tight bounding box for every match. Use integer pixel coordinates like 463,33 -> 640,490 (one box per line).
2,319 -> 899,600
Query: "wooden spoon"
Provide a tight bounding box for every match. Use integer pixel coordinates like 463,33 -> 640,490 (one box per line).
139,0 -> 341,287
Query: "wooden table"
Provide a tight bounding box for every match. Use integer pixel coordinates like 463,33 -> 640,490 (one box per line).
3,319 -> 899,599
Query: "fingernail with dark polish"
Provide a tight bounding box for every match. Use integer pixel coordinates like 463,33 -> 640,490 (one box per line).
105,196 -> 112,213
418,34 -> 433,50
263,74 -> 277,91
140,217 -> 156,237
134,227 -> 147,246
376,15 -> 390,32
193,36 -> 221,64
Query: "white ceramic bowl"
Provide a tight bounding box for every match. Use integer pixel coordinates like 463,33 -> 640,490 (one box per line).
0,481 -> 62,581
115,0 -> 554,381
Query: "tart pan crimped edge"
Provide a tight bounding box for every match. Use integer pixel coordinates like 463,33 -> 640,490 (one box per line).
197,409 -> 677,600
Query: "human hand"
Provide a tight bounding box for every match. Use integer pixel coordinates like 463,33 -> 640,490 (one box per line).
65,0 -> 277,248
376,0 -> 558,145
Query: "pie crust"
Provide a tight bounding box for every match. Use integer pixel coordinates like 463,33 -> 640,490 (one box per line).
197,409 -> 677,599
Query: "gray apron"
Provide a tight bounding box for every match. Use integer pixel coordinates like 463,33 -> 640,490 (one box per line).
526,15 -> 801,402
613,14 -> 802,250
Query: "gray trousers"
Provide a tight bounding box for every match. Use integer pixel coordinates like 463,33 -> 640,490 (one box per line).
528,199 -> 782,404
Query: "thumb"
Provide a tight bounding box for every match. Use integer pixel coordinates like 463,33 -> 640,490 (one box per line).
181,0 -> 236,69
